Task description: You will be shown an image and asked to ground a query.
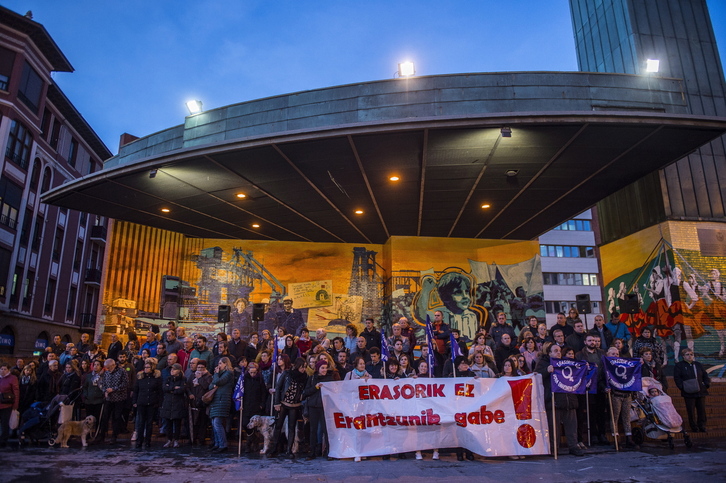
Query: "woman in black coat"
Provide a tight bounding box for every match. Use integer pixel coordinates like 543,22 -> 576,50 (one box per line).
270,357 -> 308,457
59,361 -> 81,396
18,365 -> 38,416
160,363 -> 187,448
282,335 -> 301,361
241,361 -> 268,451
302,359 -> 339,460
133,360 -> 163,449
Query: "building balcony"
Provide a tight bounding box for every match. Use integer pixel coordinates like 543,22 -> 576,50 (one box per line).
89,225 -> 106,243
79,313 -> 96,329
84,268 -> 102,286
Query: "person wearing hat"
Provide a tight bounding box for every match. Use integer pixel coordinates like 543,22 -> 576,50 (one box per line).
160,363 -> 187,448
302,359 -> 339,460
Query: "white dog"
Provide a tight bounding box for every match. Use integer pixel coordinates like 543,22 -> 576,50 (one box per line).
57,415 -> 96,448
247,414 -> 301,455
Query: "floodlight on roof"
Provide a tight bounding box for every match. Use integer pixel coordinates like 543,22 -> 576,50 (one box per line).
645,59 -> 660,73
398,61 -> 415,77
185,100 -> 203,115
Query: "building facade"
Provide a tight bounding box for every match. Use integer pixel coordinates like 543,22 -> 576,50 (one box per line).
0,8 -> 112,357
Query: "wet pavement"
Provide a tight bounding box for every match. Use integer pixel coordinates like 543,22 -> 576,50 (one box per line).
1,437 -> 724,483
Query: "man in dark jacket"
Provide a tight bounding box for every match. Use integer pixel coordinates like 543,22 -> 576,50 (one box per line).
535,342 -> 583,457
361,318 -> 382,351
38,360 -> 61,403
589,315 -> 613,350
575,334 -> 608,445
107,334 -> 123,362
228,329 -> 248,363
490,312 -> 516,346
673,349 -> 710,432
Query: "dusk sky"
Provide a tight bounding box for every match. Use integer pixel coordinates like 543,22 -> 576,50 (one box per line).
4,1 -> 726,155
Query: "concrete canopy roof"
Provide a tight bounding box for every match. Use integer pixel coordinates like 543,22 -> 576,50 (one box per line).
44,72 -> 726,244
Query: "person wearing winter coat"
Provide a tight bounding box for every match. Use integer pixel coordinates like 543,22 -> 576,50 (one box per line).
673,348 -> 711,433
186,360 -> 213,446
160,363 -> 187,448
133,360 -> 163,449
240,361 -> 268,452
59,361 -> 82,397
270,357 -> 308,457
494,333 -> 520,373
18,365 -> 38,416
534,342 -> 584,457
208,357 -> 234,452
302,359 -> 339,460
81,360 -> 105,423
0,363 -> 20,447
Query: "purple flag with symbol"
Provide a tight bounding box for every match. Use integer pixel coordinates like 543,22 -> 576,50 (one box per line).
550,358 -> 588,394
602,356 -> 642,391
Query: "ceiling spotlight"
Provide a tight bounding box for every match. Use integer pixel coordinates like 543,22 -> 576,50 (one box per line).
355,210 -> 364,215
645,59 -> 660,73
185,100 -> 203,115
481,204 -> 491,209
149,169 -> 158,179
389,176 -> 400,181
500,127 -> 512,137
505,169 -> 519,177
252,223 -> 260,228
161,208 -> 170,213
236,193 -> 247,199
397,61 -> 415,77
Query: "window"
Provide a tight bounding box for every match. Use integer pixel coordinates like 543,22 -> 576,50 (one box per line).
0,247 -> 11,299
9,266 -> 23,306
44,278 -> 56,314
30,158 -> 41,190
540,245 -> 595,258
31,216 -> 43,252
67,138 -> 78,168
18,62 -> 43,112
0,46 -> 15,91
41,109 -> 52,137
79,212 -> 87,228
41,167 -> 52,193
544,273 -> 599,286
49,120 -> 61,150
545,301 -> 600,314
5,120 -> 33,169
52,228 -> 64,261
73,241 -> 83,270
553,219 -> 592,231
19,209 -> 33,246
67,286 -> 77,318
22,270 -> 34,311
0,177 -> 23,230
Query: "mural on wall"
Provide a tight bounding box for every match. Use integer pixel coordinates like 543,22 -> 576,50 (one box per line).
603,237 -> 726,372
100,229 -> 543,348
401,255 -> 544,341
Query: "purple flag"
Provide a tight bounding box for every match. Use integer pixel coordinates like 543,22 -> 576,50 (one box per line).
425,314 -> 436,376
380,331 -> 390,362
585,364 -> 598,394
450,332 -> 463,363
233,366 -> 246,411
550,358 -> 588,394
602,356 -> 642,391
272,334 -> 279,364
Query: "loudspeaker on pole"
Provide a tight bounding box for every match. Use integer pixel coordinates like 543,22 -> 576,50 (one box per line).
575,294 -> 591,314
217,305 -> 231,323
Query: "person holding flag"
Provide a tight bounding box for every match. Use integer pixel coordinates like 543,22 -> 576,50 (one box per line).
424,315 -> 437,377
534,342 -> 584,457
600,346 -> 642,450
449,331 -> 464,377
233,364 -> 246,455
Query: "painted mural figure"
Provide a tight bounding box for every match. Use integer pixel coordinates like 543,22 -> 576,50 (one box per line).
276,296 -> 305,337
706,269 -> 726,357
230,298 -> 252,336
681,272 -> 708,353
415,272 -> 484,341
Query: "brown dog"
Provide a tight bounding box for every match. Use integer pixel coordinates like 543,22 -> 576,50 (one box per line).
57,415 -> 96,448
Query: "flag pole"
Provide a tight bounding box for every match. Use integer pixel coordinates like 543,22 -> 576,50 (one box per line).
607,391 -> 619,451
586,391 -> 591,447
552,392 -> 557,460
270,365 -> 277,417
238,402 -> 244,456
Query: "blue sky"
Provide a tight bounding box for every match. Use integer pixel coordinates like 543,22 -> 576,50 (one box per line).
4,1 -> 726,155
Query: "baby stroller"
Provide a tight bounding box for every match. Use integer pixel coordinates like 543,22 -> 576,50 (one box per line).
18,389 -> 82,447
631,377 -> 692,449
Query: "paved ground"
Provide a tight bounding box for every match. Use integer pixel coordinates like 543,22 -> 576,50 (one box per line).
2,436 -> 725,483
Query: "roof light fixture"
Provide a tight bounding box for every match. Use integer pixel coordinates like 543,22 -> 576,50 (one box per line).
185,100 -> 203,115
397,61 -> 415,77
645,59 -> 660,73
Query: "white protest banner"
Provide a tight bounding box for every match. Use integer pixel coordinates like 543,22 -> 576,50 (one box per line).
321,374 -> 550,458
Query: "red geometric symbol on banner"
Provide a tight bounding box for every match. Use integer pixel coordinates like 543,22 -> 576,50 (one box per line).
507,379 -> 536,448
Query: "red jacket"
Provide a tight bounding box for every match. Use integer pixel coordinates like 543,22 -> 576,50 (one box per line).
0,373 -> 19,410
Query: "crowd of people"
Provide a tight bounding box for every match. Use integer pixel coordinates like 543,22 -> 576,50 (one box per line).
0,309 -> 711,461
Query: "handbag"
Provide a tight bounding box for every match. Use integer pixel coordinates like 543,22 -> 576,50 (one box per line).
9,409 -> 19,430
202,386 -> 218,405
683,378 -> 700,394
0,392 -> 15,404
